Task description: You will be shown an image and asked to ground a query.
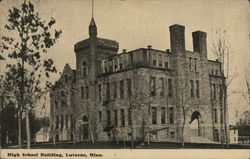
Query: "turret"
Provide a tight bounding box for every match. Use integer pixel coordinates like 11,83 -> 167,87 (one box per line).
89,17 -> 97,38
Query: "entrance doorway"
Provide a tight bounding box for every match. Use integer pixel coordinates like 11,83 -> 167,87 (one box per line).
82,124 -> 89,139
189,111 -> 202,137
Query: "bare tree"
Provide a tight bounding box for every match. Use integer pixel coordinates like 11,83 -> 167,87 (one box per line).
243,69 -> 250,108
211,28 -> 237,148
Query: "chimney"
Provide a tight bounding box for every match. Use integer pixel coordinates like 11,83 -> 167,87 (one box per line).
192,31 -> 207,57
148,45 -> 152,49
169,24 -> 185,53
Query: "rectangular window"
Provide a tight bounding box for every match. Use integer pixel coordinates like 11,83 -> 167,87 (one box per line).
114,110 -> 118,127
70,115 -> 74,129
194,58 -> 197,71
152,107 -> 157,124
81,87 -> 84,99
161,107 -> 166,124
170,132 -> 175,138
159,78 -> 164,96
220,108 -> 223,123
213,84 -> 216,99
82,61 -> 88,77
55,101 -> 58,108
189,57 -> 192,70
99,111 -> 102,123
215,70 -> 218,75
104,60 -> 107,73
98,61 -> 102,73
109,59 -> 113,72
107,110 -> 111,126
61,99 -> 64,107
158,54 -> 162,67
66,115 -> 68,128
168,79 -> 173,97
196,80 -> 200,98
169,107 -> 174,124
106,83 -> 110,100
120,80 -> 124,99
190,80 -> 194,97
214,109 -> 218,123
211,69 -> 214,75
86,86 -> 89,99
152,54 -> 157,66
130,53 -> 134,65
219,85 -> 222,99
127,79 -> 132,97
164,55 -> 169,69
128,108 -> 132,125
121,109 -> 125,126
150,77 -> 156,96
119,56 -> 123,70
114,58 -> 118,71
114,82 -> 117,99
61,115 -> 64,129
56,116 -> 59,129
153,132 -> 158,139
61,91 -> 64,97
98,85 -> 101,101
214,129 -> 219,142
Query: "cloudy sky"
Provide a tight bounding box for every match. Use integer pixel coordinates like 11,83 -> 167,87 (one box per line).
0,0 -> 249,124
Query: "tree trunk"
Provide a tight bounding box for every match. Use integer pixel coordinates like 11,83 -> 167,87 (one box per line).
18,108 -> 22,148
131,125 -> 134,149
181,92 -> 185,148
73,126 -> 76,147
123,138 -> 125,148
224,83 -> 229,148
53,132 -> 56,147
26,110 -> 31,149
181,122 -> 185,147
147,131 -> 150,145
90,131 -> 95,144
19,59 -> 25,149
220,110 -> 224,149
0,96 -> 3,149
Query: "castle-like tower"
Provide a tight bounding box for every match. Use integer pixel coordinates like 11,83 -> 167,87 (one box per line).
50,18 -> 227,144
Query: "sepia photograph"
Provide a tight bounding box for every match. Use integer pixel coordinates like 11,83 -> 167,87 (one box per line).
0,0 -> 249,158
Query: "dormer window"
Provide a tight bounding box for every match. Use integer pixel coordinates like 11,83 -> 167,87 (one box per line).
82,61 -> 88,77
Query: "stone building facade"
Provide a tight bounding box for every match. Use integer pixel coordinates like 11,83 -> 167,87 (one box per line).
50,18 -> 228,143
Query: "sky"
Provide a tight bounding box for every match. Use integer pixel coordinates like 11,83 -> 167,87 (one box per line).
0,0 -> 249,124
